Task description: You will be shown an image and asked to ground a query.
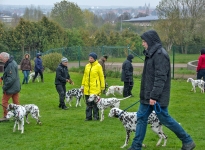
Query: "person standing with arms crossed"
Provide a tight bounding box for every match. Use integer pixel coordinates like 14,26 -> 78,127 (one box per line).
20,53 -> 32,84
0,52 -> 21,122
128,30 -> 195,150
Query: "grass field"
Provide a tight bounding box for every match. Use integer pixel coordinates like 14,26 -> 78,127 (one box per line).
0,71 -> 203,150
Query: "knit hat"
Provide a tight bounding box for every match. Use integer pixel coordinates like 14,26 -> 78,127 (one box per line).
61,57 -> 68,63
89,52 -> 97,60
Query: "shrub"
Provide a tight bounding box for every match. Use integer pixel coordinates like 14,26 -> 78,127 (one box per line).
41,53 -> 63,72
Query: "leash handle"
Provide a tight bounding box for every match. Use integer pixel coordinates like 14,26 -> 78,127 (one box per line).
154,102 -> 161,114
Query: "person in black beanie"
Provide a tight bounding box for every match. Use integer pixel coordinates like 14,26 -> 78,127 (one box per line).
55,57 -> 74,110
121,54 -> 134,97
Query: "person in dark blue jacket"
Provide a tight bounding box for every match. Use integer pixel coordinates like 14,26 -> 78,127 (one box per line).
33,53 -> 44,82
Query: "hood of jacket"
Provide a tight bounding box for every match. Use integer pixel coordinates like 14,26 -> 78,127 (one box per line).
141,30 -> 162,57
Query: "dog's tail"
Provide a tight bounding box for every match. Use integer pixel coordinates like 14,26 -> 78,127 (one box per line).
118,95 -> 132,100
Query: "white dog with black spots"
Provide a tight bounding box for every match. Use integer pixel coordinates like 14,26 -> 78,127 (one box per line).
108,108 -> 168,148
6,103 -> 26,134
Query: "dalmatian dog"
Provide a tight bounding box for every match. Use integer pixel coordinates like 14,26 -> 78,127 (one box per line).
6,103 -> 26,134
187,78 -> 204,93
106,85 -> 124,96
108,108 -> 168,148
22,104 -> 41,125
28,72 -> 40,82
88,94 -> 131,121
65,88 -> 83,107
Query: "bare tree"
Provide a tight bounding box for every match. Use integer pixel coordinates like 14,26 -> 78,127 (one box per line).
156,0 -> 205,53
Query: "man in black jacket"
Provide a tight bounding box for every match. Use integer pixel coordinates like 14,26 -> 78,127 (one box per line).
55,57 -> 74,110
0,52 -> 21,122
128,30 -> 195,150
121,54 -> 134,97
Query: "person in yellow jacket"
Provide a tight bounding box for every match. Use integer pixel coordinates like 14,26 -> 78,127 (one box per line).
81,52 -> 105,121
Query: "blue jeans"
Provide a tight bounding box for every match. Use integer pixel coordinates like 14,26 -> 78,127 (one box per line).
22,70 -> 30,84
131,103 -> 193,150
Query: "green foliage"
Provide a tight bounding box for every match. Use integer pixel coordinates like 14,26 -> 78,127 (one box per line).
41,52 -> 63,72
51,0 -> 85,29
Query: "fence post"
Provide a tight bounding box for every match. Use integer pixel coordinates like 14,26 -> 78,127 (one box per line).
172,47 -> 175,79
78,46 -> 81,67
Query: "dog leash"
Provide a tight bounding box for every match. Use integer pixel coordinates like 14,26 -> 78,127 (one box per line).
137,102 -> 162,117
0,104 -> 7,109
118,101 -> 162,118
118,100 -> 140,118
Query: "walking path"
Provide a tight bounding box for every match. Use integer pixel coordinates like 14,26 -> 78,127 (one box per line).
68,62 -> 187,68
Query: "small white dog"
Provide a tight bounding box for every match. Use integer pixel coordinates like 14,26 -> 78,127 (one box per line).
88,94 -> 131,121
23,104 -> 41,125
65,88 -> 83,107
187,78 -> 204,93
28,72 -> 40,82
6,103 -> 26,134
106,85 -> 124,96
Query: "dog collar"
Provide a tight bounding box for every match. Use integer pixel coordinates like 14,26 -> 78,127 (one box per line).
96,97 -> 101,103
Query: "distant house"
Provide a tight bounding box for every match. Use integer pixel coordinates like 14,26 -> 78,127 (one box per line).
123,15 -> 159,26
0,15 -> 13,23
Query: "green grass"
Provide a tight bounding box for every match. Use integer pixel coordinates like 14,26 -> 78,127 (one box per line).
0,71 -> 203,150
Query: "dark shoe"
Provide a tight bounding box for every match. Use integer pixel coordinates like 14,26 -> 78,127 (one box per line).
127,147 -> 135,150
58,104 -> 62,108
181,141 -> 196,150
85,118 -> 92,121
93,118 -> 99,121
62,106 -> 68,110
0,117 -> 9,122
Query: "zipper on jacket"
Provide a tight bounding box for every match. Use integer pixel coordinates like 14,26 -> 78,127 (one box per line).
88,64 -> 92,95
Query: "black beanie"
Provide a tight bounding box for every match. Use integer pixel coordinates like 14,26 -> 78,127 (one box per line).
89,52 -> 97,60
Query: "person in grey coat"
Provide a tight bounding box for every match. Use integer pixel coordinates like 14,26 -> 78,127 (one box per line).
121,54 -> 134,97
128,30 -> 195,150
0,52 -> 21,122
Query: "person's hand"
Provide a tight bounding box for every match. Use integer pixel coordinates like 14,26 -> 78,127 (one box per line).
149,99 -> 156,105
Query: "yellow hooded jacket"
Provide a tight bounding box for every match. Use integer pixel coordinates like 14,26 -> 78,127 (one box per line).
82,60 -> 105,95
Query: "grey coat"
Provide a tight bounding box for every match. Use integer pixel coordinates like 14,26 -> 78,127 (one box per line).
140,30 -> 171,107
2,57 -> 21,94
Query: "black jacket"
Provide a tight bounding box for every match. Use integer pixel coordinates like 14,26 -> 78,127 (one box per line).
55,63 -> 71,85
140,30 -> 171,107
2,56 -> 21,94
121,54 -> 134,82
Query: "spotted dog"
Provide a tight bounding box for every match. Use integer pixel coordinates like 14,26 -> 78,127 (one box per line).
106,85 -> 124,96
22,104 -> 41,125
187,78 -> 204,93
65,88 -> 83,107
88,94 -> 131,121
28,72 -> 40,82
108,108 -> 168,148
6,103 -> 26,134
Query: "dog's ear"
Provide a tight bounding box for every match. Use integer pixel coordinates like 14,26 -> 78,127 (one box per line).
113,109 -> 119,118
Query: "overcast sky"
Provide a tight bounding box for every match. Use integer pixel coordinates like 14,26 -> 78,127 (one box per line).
1,0 -> 161,7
